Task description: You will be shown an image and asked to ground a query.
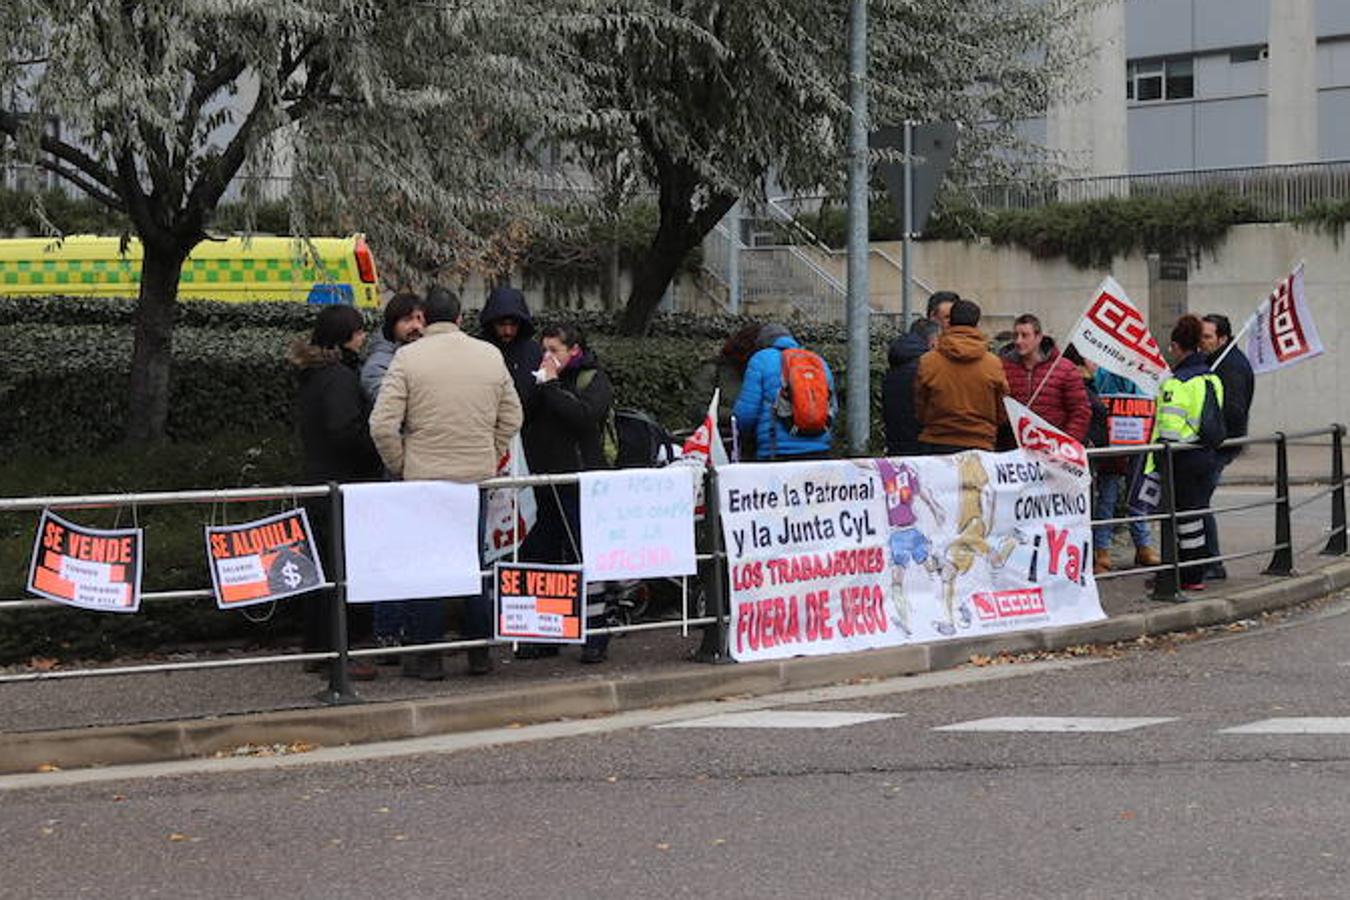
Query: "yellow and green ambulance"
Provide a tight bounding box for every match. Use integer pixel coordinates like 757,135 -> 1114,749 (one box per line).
0,234 -> 380,307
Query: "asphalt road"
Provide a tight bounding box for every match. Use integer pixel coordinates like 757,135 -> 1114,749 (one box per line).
5,591 -> 1350,899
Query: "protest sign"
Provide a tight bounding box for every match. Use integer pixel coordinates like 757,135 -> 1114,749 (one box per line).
1103,394 -> 1155,446
578,467 -> 697,582
494,562 -> 585,643
1066,277 -> 1170,395
718,454 -> 1105,663
483,434 -> 538,564
342,481 -> 482,603
27,510 -> 143,613
1246,263 -> 1323,373
205,509 -> 325,609
717,460 -> 893,662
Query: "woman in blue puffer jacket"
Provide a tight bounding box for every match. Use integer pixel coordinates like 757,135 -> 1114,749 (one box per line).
732,325 -> 835,460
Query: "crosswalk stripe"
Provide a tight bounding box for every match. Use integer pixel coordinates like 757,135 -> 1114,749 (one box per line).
933,716 -> 1176,733
1220,718 -> 1350,734
654,711 -> 901,730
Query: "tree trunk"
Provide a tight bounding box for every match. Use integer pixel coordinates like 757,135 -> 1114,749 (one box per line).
124,243 -> 190,445
619,189 -> 737,336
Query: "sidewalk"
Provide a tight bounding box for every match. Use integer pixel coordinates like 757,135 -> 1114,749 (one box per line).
1215,439 -> 1342,485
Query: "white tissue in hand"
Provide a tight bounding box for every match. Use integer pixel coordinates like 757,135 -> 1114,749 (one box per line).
532,367 -> 548,384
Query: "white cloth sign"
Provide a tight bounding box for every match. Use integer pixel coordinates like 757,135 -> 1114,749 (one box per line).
579,467 -> 698,582
482,434 -> 538,564
342,481 -> 482,602
717,454 -> 1105,663
1246,263 -> 1324,374
1066,276 -> 1171,395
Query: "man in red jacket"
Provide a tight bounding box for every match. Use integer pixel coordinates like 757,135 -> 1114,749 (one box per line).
1001,313 -> 1091,443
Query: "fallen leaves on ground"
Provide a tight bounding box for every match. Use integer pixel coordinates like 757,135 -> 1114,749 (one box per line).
212,741 -> 318,759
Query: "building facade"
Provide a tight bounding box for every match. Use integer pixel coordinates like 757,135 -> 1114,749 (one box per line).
1040,0 -> 1350,175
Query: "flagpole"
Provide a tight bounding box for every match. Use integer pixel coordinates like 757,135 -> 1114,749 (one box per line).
1027,342 -> 1072,410
1210,312 -> 1256,372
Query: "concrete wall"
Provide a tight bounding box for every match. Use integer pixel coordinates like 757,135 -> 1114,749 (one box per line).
848,223 -> 1348,436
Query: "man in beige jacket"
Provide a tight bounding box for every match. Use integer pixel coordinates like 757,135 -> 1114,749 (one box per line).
369,287 -> 523,676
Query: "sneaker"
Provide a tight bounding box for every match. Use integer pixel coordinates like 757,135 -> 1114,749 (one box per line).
1094,549 -> 1113,572
1134,546 -> 1161,568
467,647 -> 494,675
1204,564 -> 1228,581
1180,582 -> 1206,592
579,634 -> 610,665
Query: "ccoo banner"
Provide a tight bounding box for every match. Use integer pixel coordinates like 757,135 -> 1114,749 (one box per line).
717,453 -> 1105,663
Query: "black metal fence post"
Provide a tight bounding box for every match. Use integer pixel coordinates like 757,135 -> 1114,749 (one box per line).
695,467 -> 731,663
319,482 -> 360,704
1265,432 -> 1295,576
1152,446 -> 1180,602
1323,425 -> 1347,557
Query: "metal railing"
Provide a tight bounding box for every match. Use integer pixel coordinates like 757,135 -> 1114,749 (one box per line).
1084,426 -> 1347,601
969,159 -> 1350,218
0,472 -> 724,702
0,425 -> 1344,706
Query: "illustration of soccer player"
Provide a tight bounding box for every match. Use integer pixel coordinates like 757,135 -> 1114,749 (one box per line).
875,459 -> 943,635
931,452 -> 1020,636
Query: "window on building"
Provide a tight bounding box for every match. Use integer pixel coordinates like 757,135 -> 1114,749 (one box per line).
1230,46 -> 1268,64
1127,57 -> 1194,103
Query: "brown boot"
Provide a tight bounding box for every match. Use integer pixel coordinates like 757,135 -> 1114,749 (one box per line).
1134,545 -> 1161,568
1093,549 -> 1112,573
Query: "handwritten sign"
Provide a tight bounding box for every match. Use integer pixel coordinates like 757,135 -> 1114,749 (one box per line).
494,562 -> 585,643
578,468 -> 697,582
27,510 -> 143,613
205,509 -> 325,609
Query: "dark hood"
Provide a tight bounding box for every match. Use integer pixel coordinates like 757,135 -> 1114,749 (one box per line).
287,338 -> 341,371
888,331 -> 931,367
479,286 -> 535,342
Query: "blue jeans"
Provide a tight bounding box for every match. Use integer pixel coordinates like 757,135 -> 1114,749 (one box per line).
1093,473 -> 1151,551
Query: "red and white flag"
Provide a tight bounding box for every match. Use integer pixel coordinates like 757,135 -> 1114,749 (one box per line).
1065,276 -> 1171,396
1245,263 -> 1323,374
1003,397 -> 1088,483
680,389 -> 730,468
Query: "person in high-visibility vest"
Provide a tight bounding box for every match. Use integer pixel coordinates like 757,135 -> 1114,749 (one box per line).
1151,314 -> 1226,591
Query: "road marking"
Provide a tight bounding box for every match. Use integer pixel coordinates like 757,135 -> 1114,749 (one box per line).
1221,718 -> 1350,734
934,716 -> 1176,733
654,710 -> 900,730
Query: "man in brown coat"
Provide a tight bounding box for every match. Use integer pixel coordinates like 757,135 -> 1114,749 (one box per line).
369,287 -> 523,676
915,298 -> 1009,453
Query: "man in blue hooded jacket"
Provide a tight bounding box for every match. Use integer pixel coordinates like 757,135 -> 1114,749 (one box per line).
732,324 -> 835,460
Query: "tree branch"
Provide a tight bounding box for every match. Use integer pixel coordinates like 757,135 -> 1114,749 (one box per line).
0,109 -> 121,196
35,159 -> 128,212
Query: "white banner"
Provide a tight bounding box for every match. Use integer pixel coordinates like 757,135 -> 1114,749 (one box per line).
342,481 -> 482,602
1246,263 -> 1323,374
718,454 -> 1104,663
1066,276 -> 1171,396
579,467 -> 698,582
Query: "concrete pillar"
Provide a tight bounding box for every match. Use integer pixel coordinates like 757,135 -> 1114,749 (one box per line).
1267,0 -> 1318,164
1046,0 -> 1128,178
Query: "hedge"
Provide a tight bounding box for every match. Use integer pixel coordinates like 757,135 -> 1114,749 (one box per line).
0,297 -> 897,454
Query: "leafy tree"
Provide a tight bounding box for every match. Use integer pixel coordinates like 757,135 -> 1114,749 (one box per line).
0,1 -> 639,442
561,0 -> 1096,335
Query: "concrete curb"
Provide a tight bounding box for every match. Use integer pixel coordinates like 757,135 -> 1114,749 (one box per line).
5,560 -> 1350,775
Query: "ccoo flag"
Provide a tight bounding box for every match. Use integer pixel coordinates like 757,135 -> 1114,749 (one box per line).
1065,276 -> 1171,396
1246,263 -> 1323,374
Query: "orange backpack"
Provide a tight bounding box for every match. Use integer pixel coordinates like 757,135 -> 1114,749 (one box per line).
773,348 -> 833,437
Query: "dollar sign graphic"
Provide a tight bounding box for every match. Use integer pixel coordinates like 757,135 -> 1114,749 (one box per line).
281,560 -> 302,589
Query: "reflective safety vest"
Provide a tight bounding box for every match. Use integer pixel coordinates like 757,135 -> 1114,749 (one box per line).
1152,373 -> 1224,444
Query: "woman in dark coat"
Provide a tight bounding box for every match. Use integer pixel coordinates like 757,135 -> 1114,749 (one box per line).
287,305 -> 385,679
